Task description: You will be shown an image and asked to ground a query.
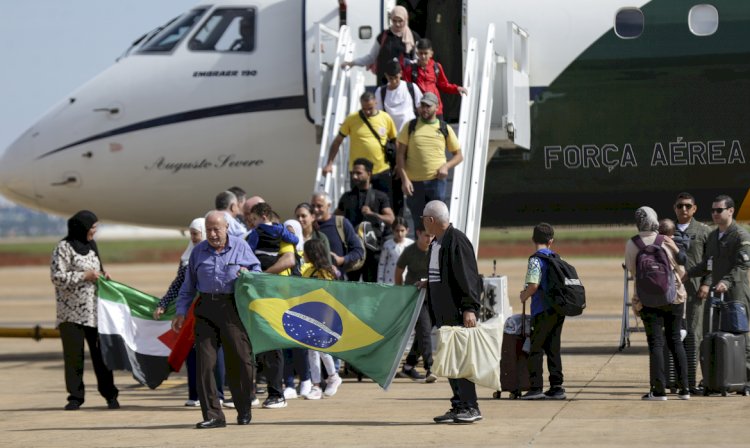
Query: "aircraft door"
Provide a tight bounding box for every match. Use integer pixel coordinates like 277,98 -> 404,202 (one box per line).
421,0 -> 464,122
344,0 -> 390,88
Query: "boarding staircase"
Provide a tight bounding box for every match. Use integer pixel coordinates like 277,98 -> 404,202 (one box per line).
310,22 -> 532,323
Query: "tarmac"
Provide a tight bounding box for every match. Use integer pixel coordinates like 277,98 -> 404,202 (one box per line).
1,258 -> 750,447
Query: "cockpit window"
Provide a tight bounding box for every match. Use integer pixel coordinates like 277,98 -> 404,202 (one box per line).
188,8 -> 256,52
139,8 -> 208,53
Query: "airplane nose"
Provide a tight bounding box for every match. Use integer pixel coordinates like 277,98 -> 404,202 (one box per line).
0,136 -> 38,207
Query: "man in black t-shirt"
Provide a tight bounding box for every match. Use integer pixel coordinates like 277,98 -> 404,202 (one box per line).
336,158 -> 395,282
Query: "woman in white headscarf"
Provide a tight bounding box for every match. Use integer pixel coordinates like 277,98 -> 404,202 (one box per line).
624,206 -> 689,401
343,5 -> 420,84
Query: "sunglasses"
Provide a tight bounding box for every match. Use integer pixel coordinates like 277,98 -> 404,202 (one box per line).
711,207 -> 728,214
674,203 -> 693,210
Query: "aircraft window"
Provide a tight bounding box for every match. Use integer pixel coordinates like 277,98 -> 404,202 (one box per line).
614,8 -> 644,39
188,8 -> 256,52
139,8 -> 208,53
689,4 -> 719,36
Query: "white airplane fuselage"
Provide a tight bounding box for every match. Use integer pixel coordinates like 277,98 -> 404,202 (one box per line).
2,0 -> 749,227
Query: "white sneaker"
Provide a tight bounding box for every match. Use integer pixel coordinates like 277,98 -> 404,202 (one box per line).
184,399 -> 200,407
283,387 -> 298,400
324,374 -> 342,397
220,399 -> 235,409
251,398 -> 260,407
305,386 -> 322,400
299,379 -> 313,398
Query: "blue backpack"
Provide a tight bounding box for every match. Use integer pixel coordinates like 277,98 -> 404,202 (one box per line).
632,235 -> 677,307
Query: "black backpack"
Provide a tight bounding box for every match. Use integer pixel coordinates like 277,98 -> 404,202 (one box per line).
407,118 -> 449,141
534,252 -> 586,316
410,61 -> 440,84
379,81 -> 418,115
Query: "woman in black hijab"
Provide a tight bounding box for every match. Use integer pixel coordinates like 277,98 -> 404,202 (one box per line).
51,210 -> 119,410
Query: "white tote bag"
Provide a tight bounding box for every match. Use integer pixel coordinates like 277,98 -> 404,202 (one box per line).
432,317 -> 503,390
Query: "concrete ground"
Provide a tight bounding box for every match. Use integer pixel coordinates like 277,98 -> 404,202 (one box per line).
1,258 -> 750,447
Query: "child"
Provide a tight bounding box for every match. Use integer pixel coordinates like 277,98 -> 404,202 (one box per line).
402,38 -> 467,119
658,218 -> 687,266
375,60 -> 423,132
519,223 -> 566,400
394,222 -> 436,382
301,239 -> 343,399
245,202 -> 299,271
658,218 -> 689,332
377,217 -> 414,284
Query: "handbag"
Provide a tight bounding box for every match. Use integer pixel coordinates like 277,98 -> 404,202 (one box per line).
719,300 -> 750,334
432,317 -> 503,390
359,111 -> 396,169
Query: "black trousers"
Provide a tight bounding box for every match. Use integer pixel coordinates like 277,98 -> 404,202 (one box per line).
257,350 -> 284,398
405,303 -> 433,371
58,322 -> 118,405
641,304 -> 688,394
194,296 -> 255,421
528,308 -> 566,389
347,249 -> 379,282
448,378 -> 478,410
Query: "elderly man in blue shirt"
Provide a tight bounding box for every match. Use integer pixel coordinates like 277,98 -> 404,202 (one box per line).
172,211 -> 261,429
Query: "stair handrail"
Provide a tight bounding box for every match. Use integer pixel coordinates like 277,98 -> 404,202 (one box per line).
449,37 -> 480,233
464,23 -> 497,250
315,25 -> 354,203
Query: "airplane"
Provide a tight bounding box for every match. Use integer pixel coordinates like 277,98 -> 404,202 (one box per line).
0,0 -> 748,229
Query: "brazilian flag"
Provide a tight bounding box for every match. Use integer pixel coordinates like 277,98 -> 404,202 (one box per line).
235,272 -> 423,389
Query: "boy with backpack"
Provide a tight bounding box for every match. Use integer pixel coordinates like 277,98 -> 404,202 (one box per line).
519,223 -> 568,400
402,38 -> 467,119
375,60 -> 423,132
625,206 -> 689,401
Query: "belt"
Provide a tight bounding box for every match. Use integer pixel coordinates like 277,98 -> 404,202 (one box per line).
200,292 -> 235,301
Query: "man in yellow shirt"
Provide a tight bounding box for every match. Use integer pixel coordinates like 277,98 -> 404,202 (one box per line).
396,92 -> 463,231
322,92 -> 398,209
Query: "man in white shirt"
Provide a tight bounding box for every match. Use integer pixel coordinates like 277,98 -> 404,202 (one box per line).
375,60 -> 423,132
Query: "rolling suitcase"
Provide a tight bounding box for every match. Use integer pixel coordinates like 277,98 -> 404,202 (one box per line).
496,303 -> 531,399
700,292 -> 747,396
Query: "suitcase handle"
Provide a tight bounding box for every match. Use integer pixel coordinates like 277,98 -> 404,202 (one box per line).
707,288 -> 726,334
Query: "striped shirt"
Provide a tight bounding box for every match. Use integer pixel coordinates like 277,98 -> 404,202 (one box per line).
428,239 -> 442,283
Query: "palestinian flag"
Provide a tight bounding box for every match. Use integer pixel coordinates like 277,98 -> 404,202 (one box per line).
235,272 -> 423,389
97,278 -> 179,389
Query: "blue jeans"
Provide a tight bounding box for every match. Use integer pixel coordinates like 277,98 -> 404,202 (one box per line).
406,178 -> 447,231
283,348 -> 311,388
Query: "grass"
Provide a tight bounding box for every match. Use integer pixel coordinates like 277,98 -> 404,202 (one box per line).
0,238 -> 187,264
479,225 -> 636,242
0,227 -> 638,264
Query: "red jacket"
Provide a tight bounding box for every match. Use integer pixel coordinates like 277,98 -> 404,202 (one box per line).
402,59 -> 461,116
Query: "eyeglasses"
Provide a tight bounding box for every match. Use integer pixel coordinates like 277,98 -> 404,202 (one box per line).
674,203 -> 693,210
711,208 -> 728,214
420,215 -> 434,221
